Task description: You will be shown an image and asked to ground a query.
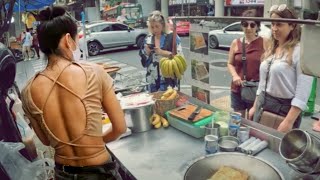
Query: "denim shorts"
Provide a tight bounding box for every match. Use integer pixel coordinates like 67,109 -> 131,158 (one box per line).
230,91 -> 253,111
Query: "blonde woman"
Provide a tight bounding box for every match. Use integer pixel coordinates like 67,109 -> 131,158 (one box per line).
249,4 -> 313,133
139,11 -> 183,92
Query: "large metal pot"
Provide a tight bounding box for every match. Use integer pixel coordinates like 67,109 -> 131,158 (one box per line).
279,129 -> 320,174
184,153 -> 284,180
124,103 -> 154,133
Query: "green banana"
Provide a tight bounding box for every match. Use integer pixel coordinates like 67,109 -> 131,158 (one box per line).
171,59 -> 182,80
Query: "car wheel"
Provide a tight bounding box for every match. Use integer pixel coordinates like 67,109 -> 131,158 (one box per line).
88,41 -> 101,56
136,36 -> 145,49
209,35 -> 219,49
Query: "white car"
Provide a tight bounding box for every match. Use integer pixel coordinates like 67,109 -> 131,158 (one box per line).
79,21 -> 148,56
208,22 -> 271,49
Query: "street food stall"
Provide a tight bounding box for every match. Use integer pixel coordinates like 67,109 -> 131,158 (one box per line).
100,16 -> 320,180
104,92 -> 320,180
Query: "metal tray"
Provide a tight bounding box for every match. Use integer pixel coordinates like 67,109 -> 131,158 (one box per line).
184,152 -> 284,180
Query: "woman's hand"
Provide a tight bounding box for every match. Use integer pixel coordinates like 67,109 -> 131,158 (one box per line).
154,47 -> 163,55
277,120 -> 294,133
248,107 -> 255,120
232,75 -> 242,86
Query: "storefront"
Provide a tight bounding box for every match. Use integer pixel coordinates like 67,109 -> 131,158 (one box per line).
168,0 -> 214,16
225,0 -> 264,17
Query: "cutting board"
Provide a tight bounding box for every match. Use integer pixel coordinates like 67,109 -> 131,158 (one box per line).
169,104 -> 213,123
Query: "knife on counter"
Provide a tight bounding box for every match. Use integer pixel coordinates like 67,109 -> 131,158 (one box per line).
188,106 -> 202,121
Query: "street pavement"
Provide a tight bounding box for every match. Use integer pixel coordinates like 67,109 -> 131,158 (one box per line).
14,36 -> 319,135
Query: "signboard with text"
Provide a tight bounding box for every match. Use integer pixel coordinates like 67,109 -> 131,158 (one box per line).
228,0 -> 264,5
169,0 -> 197,5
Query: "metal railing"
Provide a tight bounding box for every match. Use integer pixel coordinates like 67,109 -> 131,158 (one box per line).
172,16 -> 320,25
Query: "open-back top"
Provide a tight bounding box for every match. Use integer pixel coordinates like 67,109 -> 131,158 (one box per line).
21,61 -> 113,161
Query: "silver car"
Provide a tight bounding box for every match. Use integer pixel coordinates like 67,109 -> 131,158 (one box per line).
79,21 -> 148,56
208,22 -> 271,49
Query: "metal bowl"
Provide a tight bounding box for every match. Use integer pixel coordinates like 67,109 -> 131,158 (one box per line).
184,153 -> 284,180
218,136 -> 240,152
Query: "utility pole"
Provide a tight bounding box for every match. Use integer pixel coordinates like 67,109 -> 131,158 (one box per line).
188,0 -> 190,16
81,1 -> 88,60
181,0 -> 184,16
161,0 -> 169,18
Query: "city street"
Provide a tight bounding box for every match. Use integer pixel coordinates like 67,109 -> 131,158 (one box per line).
15,36 -> 319,133
16,35 -> 320,107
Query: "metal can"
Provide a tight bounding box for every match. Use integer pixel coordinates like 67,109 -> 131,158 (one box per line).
237,126 -> 250,143
229,112 -> 242,127
228,125 -> 239,137
205,135 -> 218,154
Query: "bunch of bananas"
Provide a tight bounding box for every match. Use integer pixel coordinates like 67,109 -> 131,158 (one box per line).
150,113 -> 169,129
159,55 -> 187,80
160,87 -> 178,100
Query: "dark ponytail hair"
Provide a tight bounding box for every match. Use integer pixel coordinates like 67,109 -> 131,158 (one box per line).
37,6 -> 77,55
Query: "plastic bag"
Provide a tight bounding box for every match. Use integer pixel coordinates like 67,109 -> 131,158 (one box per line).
0,141 -> 54,180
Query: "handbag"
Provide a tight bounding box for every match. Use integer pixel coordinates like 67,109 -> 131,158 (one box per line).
240,37 -> 258,104
257,57 -> 286,129
259,111 -> 285,129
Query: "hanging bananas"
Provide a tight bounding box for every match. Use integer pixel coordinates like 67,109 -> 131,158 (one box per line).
159,55 -> 187,80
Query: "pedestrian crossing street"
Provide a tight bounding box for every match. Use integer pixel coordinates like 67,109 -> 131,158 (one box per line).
30,56 -> 146,81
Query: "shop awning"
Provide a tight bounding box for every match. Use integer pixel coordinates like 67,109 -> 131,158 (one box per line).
12,0 -> 55,12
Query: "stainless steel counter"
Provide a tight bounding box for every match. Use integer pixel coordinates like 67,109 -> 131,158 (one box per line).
106,126 -> 310,180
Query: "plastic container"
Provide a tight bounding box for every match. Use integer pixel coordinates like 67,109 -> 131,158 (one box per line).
166,112 -> 205,138
304,77 -> 317,116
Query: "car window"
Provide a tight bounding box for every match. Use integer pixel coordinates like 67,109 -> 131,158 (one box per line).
101,25 -> 111,32
225,24 -> 241,32
90,24 -> 111,32
112,24 -> 128,31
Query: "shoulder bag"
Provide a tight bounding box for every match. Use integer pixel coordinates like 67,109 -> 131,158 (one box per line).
240,37 -> 259,104
257,57 -> 287,129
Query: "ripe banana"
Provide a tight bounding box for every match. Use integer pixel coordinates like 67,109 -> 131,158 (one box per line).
160,117 -> 169,127
174,57 -> 185,75
162,88 -> 173,97
151,114 -> 161,125
167,60 -> 174,78
159,58 -> 167,69
166,89 -> 177,100
161,59 -> 169,78
175,55 -> 187,72
154,121 -> 162,129
171,60 -> 182,80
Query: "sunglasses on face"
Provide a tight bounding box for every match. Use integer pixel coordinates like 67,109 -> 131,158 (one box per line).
241,22 -> 257,28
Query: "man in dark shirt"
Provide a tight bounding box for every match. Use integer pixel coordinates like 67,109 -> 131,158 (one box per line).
31,29 -> 40,59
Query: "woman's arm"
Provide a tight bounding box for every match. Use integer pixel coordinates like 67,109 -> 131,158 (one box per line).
139,36 -> 153,68
278,45 -> 313,133
154,34 -> 183,58
277,106 -> 301,133
227,39 -> 242,86
102,89 -> 127,143
21,101 -> 50,146
97,66 -> 126,143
